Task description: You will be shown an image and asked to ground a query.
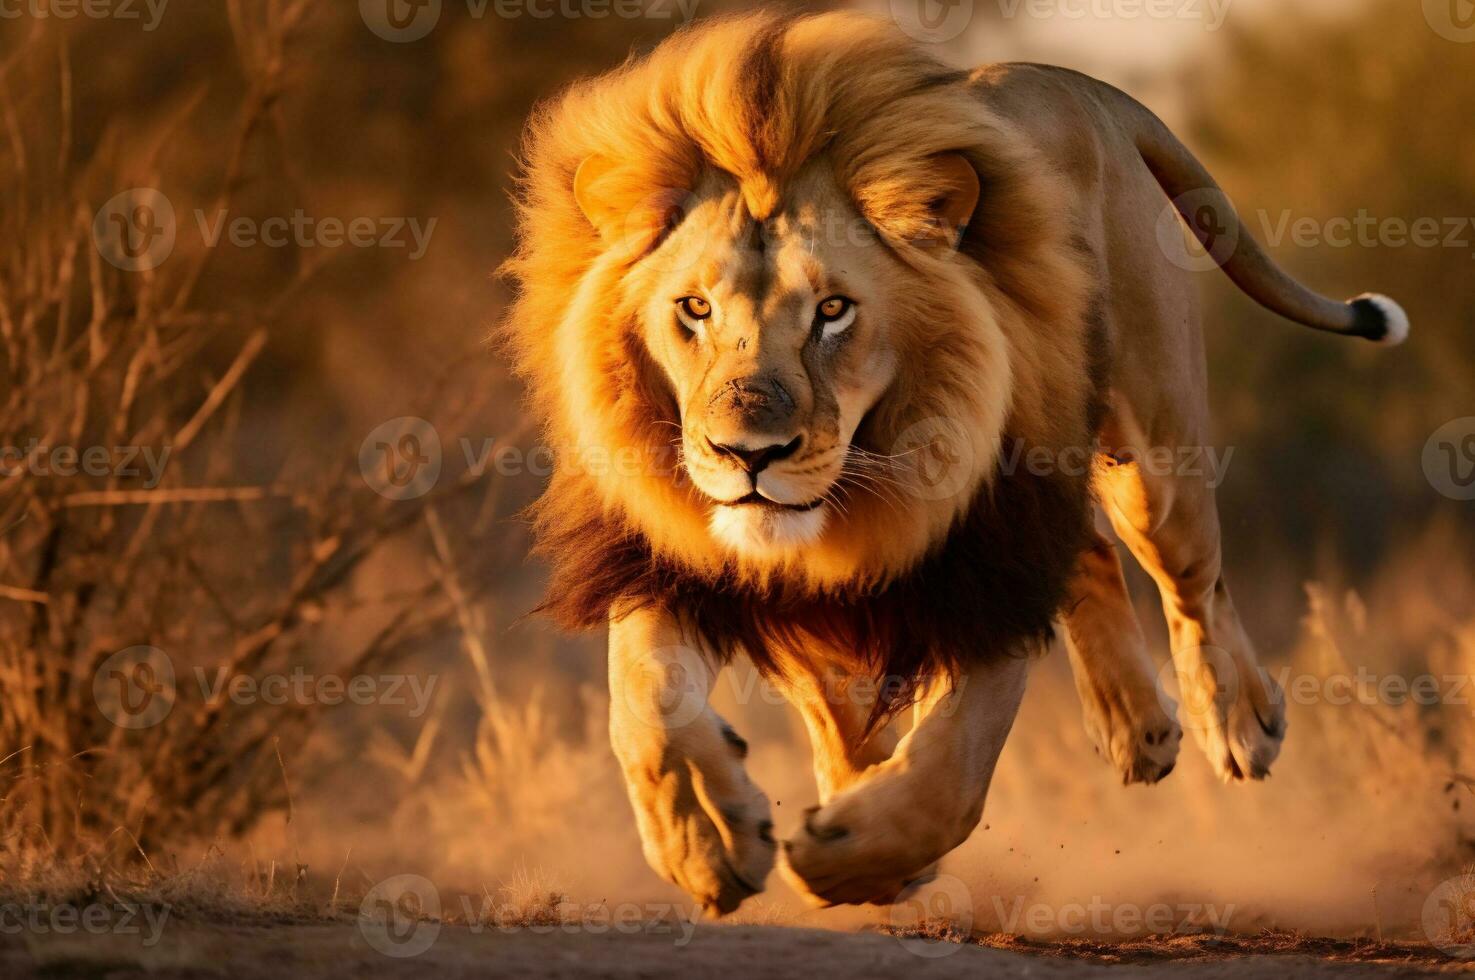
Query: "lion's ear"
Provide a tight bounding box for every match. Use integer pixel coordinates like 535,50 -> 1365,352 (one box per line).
917,153 -> 980,251
573,155 -> 622,240
574,155 -> 690,251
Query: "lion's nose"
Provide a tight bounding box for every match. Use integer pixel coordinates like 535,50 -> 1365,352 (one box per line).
707,435 -> 803,474
708,375 -> 796,430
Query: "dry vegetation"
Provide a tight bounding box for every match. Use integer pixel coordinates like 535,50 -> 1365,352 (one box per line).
0,1 -> 513,873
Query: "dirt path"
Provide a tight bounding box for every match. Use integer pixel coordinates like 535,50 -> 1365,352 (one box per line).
5,921 -> 1472,978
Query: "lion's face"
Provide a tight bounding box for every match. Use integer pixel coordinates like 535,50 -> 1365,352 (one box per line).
624,165 -> 902,556
552,148 -> 1001,585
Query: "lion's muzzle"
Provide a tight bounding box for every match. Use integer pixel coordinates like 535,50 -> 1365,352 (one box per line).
704,374 -> 802,474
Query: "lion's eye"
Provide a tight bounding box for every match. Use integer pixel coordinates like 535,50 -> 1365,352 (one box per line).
676,296 -> 711,335
816,296 -> 856,339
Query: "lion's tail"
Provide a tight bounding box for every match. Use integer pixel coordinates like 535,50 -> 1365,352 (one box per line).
1102,83 -> 1409,346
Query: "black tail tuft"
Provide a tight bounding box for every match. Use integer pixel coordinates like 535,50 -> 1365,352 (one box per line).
1347,293 -> 1410,346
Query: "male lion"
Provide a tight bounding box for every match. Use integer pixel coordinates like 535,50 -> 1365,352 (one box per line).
501,12 -> 1407,914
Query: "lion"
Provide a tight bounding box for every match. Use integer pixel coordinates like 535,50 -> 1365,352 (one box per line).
500,11 -> 1408,915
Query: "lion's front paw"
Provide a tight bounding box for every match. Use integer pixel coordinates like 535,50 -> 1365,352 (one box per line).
778,772 -> 969,907
623,723 -> 776,917
1175,649 -> 1286,781
1082,680 -> 1182,785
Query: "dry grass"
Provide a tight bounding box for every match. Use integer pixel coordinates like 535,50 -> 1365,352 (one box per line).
0,3 -> 509,867
0,842 -> 329,926
451,866 -> 570,929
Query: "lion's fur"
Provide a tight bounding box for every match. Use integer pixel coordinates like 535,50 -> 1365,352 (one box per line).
501,12 -> 1103,713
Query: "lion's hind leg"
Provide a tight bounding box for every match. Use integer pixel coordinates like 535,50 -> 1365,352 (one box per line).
1094,411 -> 1287,782
1062,526 -> 1183,784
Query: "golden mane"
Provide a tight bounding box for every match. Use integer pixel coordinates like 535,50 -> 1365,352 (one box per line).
500,11 -> 1102,712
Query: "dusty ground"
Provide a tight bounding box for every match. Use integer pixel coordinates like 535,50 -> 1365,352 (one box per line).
4,920 -> 1473,978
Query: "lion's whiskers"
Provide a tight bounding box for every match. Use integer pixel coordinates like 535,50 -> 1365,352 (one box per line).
848,444 -> 925,463
842,454 -> 914,497
835,469 -> 906,514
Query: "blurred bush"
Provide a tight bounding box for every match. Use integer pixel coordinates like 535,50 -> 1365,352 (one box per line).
1182,0 -> 1475,574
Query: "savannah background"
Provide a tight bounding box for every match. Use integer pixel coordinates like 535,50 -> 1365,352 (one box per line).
1,0 -> 1474,973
